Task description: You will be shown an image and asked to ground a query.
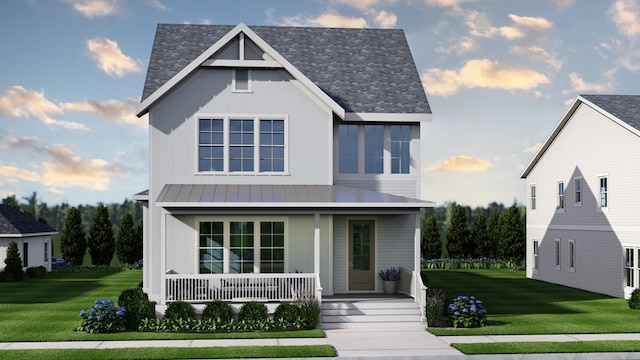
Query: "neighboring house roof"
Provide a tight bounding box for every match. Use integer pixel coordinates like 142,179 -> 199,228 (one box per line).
0,205 -> 58,237
521,94 -> 640,178
155,184 -> 433,209
138,23 -> 430,119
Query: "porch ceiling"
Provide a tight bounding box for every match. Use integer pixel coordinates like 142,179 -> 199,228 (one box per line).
155,184 -> 433,209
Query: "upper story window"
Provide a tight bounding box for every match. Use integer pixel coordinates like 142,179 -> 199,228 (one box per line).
574,178 -> 582,205
364,125 -> 384,174
339,124 -> 359,174
199,117 -> 286,174
557,181 -> 565,210
530,184 -> 536,211
233,69 -> 250,91
599,176 -> 608,208
391,125 -> 410,174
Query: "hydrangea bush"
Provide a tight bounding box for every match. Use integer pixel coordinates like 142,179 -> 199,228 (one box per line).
447,295 -> 487,328
78,299 -> 126,333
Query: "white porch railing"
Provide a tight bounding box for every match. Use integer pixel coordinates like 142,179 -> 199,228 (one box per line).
399,267 -> 428,323
164,273 -> 318,303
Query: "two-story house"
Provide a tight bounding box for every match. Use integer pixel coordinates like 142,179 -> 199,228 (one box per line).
521,95 -> 640,298
134,23 -> 432,314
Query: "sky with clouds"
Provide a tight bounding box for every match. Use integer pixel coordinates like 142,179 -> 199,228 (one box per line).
1,0 -> 639,208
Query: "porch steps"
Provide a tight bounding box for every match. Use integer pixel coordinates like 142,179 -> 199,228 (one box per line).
320,295 -> 424,329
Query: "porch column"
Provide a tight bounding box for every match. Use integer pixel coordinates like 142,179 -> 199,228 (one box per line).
160,208 -> 167,306
314,213 -> 320,275
414,211 -> 421,274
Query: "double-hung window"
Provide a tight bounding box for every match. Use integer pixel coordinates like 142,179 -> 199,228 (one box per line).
599,176 -> 608,208
532,239 -> 539,273
391,125 -> 410,174
198,117 -> 286,173
568,239 -> 575,272
338,125 -> 359,174
530,185 -> 536,211
364,125 -> 384,174
557,181 -> 565,210
554,239 -> 561,270
625,248 -> 636,287
574,178 -> 582,205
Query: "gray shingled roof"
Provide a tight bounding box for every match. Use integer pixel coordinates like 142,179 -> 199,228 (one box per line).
0,205 -> 57,236
581,95 -> 640,131
142,24 -> 431,115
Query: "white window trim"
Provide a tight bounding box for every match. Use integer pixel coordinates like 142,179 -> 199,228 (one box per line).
532,239 -> 539,275
574,177 -> 582,207
195,216 -> 288,274
556,180 -> 565,213
529,183 -> 537,213
232,69 -> 252,93
568,239 -> 575,273
195,114 -> 289,175
554,238 -> 561,270
598,174 -> 608,212
624,246 -> 638,288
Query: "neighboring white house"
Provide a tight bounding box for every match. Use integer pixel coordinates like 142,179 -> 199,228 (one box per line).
521,95 -> 640,298
0,204 -> 57,272
134,23 -> 433,309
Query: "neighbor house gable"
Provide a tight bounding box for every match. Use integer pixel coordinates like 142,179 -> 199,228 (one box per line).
0,205 -> 57,238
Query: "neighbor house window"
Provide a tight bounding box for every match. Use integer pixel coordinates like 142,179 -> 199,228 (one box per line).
532,239 -> 539,273
391,125 -> 410,174
554,239 -> 561,270
199,219 -> 286,274
574,178 -> 582,205
44,241 -> 48,263
626,248 -> 635,287
198,116 -> 286,173
568,239 -> 575,272
233,69 -> 250,91
557,181 -> 565,210
23,242 -> 28,268
599,176 -> 608,208
339,124 -> 359,173
364,125 -> 384,174
530,185 -> 536,211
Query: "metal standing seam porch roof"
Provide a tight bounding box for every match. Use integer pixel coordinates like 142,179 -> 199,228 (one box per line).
155,184 -> 432,208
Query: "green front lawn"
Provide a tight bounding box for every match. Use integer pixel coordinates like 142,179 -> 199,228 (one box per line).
453,341 -> 640,355
0,270 -> 323,342
424,269 -> 640,335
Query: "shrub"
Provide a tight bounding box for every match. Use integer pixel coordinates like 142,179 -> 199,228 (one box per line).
202,300 -> 235,323
78,299 -> 125,333
118,287 -> 156,330
447,295 -> 487,328
425,287 -> 447,327
296,295 -> 320,329
273,302 -> 301,326
238,301 -> 269,322
629,288 -> 640,309
26,266 -> 47,278
3,241 -> 25,281
164,300 -> 196,322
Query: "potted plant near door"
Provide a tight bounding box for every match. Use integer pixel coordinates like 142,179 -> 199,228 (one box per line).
379,267 -> 400,295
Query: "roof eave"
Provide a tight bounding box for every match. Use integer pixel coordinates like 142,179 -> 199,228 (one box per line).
1,231 -> 58,237
156,201 -> 434,208
344,112 -> 432,122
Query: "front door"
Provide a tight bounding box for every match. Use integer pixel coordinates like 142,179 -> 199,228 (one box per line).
348,220 -> 375,291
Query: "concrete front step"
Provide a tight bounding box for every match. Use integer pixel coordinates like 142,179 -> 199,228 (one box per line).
319,296 -> 423,330
320,321 -> 426,330
321,301 -> 418,310
322,314 -> 421,323
322,308 -> 421,316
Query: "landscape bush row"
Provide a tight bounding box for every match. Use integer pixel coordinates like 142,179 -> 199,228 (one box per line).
78,286 -> 320,334
421,257 -> 524,271
425,287 -> 487,328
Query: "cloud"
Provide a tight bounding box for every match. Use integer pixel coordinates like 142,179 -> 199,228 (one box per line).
511,45 -> 562,70
421,59 -> 549,96
65,0 -> 122,18
508,14 -> 553,32
147,0 -> 169,11
280,11 -> 368,28
87,38 -> 140,77
554,0 -> 574,9
609,0 -> 640,38
0,164 -> 40,183
61,98 -> 146,129
523,143 -> 543,154
427,155 -> 492,172
0,86 -> 87,130
425,0 -> 472,8
333,0 -> 385,10
465,12 -> 552,42
1,135 -> 128,192
564,73 -> 614,93
435,36 -> 477,55
373,10 -> 397,28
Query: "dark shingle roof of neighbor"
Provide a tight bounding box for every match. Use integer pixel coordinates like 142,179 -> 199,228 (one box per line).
581,95 -> 640,131
142,24 -> 431,115
0,205 -> 57,235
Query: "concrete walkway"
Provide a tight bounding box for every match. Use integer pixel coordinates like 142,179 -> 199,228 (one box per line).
4,328 -> 640,359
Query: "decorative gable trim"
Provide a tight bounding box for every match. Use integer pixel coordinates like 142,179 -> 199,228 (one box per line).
137,23 -> 345,118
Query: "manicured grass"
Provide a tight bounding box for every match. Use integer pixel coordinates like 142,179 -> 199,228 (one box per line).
453,341 -> 640,355
0,345 -> 337,359
424,269 -> 640,335
0,270 -> 324,341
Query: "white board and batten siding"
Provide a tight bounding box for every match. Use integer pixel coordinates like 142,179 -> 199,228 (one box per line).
332,215 -> 415,294
526,102 -> 640,298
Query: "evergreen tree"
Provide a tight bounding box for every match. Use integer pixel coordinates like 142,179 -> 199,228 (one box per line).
422,215 -> 442,259
3,241 -> 25,281
486,211 -> 500,258
61,207 -> 86,265
497,205 -> 525,262
447,205 -> 471,258
471,214 -> 493,258
116,213 -> 141,264
88,204 -> 115,265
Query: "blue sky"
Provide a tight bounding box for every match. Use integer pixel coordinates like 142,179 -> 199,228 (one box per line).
1,0 -> 639,208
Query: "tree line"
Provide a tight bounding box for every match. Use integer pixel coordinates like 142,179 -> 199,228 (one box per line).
3,193 -> 143,266
421,202 -> 526,263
